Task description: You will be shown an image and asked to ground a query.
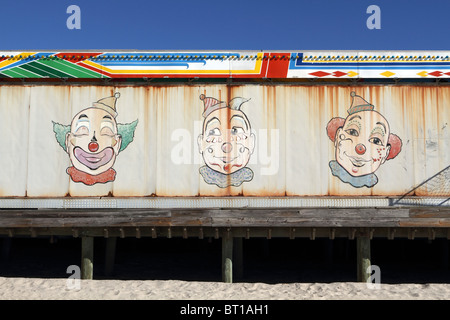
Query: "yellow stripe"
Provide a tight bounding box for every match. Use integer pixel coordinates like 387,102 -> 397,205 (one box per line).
83,53 -> 263,75
0,52 -> 36,69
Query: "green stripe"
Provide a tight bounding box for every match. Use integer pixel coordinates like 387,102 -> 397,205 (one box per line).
43,58 -> 102,78
21,62 -> 74,78
14,67 -> 43,78
32,61 -> 77,78
2,69 -> 30,78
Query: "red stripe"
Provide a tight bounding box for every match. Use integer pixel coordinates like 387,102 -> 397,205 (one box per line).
77,61 -> 112,78
55,52 -> 103,61
265,52 -> 290,78
75,54 -> 271,79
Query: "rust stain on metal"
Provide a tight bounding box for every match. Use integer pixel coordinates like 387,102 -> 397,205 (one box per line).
0,84 -> 447,198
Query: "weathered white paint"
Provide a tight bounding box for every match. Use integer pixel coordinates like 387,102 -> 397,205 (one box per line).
0,86 -> 30,196
0,84 -> 448,198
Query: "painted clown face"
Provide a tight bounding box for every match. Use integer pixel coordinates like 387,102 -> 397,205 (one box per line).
335,110 -> 391,177
198,107 -> 255,175
65,107 -> 122,176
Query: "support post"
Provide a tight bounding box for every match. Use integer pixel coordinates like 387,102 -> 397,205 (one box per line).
81,236 -> 94,280
222,235 -> 233,283
233,237 -> 243,280
356,235 -> 371,282
104,237 -> 117,277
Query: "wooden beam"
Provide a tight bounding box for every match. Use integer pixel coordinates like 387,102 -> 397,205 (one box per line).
356,235 -> 371,282
135,228 -> 141,239
222,235 -> 233,283
81,236 -> 94,280
309,228 -> 315,240
104,237 -> 117,277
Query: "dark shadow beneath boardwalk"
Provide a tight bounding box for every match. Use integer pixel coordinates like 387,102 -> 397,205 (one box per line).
0,236 -> 449,284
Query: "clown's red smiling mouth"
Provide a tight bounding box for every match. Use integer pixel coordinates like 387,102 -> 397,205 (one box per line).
210,156 -> 242,173
215,156 -> 238,164
74,147 -> 114,170
344,152 -> 371,167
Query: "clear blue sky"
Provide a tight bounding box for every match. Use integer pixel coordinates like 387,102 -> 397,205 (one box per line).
1,0 -> 449,50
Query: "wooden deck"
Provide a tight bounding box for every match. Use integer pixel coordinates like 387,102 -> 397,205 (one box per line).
1,206 -> 449,282
0,207 -> 449,236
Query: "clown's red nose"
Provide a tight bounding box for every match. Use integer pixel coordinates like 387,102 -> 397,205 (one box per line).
88,142 -> 99,152
221,142 -> 232,153
355,143 -> 366,155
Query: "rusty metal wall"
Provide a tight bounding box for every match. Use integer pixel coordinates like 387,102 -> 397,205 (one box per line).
0,84 -> 448,198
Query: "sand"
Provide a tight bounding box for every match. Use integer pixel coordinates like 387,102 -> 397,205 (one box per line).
0,277 -> 449,300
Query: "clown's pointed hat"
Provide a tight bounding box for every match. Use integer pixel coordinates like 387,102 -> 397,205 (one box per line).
348,91 -> 374,115
93,92 -> 120,118
200,94 -> 227,117
229,97 -> 250,111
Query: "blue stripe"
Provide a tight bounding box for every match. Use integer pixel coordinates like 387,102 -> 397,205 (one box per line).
0,52 -> 55,72
94,52 -> 239,60
101,62 -> 193,68
289,52 -> 450,70
289,66 -> 450,70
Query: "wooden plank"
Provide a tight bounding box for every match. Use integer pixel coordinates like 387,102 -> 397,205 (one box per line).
81,236 -> 94,280
0,208 -> 448,229
209,217 -> 407,228
409,208 -> 450,218
398,219 -> 450,227
205,208 -> 411,218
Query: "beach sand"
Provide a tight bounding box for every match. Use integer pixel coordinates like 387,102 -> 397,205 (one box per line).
1,277 -> 450,300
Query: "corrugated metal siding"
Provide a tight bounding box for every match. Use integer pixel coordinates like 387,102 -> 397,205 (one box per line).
0,84 -> 448,198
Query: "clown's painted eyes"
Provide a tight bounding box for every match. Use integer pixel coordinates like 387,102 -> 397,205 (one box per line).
100,127 -> 115,137
208,128 -> 221,136
74,125 -> 89,136
345,128 -> 359,137
100,121 -> 115,136
369,137 -> 384,146
231,127 -> 244,135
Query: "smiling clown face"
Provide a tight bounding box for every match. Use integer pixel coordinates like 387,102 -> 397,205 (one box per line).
334,110 -> 391,177
198,107 -> 255,175
65,107 -> 122,176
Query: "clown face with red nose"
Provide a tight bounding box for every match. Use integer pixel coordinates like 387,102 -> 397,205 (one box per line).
326,92 -> 402,188
197,94 -> 255,188
53,93 -> 138,186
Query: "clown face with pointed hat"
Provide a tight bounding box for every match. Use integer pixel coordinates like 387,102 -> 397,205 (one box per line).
197,94 -> 256,188
326,91 -> 402,188
53,93 -> 138,186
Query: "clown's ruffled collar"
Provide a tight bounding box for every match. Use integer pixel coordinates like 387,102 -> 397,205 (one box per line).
199,165 -> 253,188
329,160 -> 378,188
67,166 -> 116,186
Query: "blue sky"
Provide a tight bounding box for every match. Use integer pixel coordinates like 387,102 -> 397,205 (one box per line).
1,0 -> 449,51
